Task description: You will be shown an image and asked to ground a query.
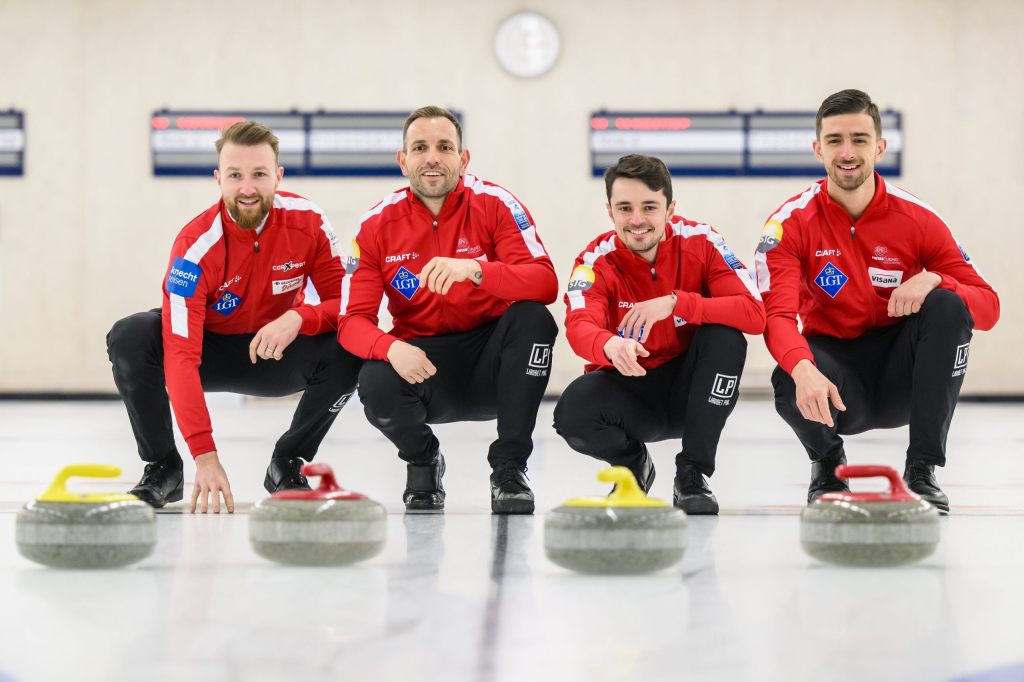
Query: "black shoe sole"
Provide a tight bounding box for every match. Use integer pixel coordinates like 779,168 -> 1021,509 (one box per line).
674,495 -> 719,515
491,499 -> 535,515
130,485 -> 184,509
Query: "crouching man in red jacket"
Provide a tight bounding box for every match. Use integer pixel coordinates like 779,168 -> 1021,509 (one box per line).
338,106 -> 559,514
107,121 -> 362,513
554,154 -> 766,514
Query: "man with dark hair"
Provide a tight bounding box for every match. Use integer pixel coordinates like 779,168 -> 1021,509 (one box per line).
553,154 -> 765,514
756,89 -> 1000,512
107,121 -> 362,513
338,105 -> 559,514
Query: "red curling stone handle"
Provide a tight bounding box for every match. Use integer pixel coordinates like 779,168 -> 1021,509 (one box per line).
301,463 -> 343,494
834,464 -> 913,497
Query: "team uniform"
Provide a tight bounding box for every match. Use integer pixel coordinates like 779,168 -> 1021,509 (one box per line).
755,173 -> 999,505
107,191 -> 362,482
554,216 -> 765,506
338,174 -> 558,510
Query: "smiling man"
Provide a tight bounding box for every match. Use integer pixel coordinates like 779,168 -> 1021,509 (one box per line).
107,121 -> 362,513
755,89 -> 1000,512
553,154 -> 765,514
338,106 -> 558,514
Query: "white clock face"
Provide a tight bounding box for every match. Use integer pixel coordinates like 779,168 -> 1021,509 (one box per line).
494,12 -> 560,78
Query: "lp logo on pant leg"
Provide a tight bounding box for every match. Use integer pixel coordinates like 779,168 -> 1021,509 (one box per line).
952,343 -> 970,378
527,343 -> 551,377
709,373 -> 737,406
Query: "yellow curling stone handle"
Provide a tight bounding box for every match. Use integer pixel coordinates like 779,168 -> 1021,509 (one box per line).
563,466 -> 668,508
37,464 -> 139,503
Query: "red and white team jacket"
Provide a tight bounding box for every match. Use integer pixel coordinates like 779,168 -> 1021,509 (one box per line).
564,216 -> 766,373
162,190 -> 344,457
337,174 -> 558,359
755,173 -> 1000,374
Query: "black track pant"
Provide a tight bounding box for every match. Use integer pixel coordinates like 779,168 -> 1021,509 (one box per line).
552,325 -> 748,478
106,309 -> 362,463
772,288 -> 974,467
357,301 -> 558,468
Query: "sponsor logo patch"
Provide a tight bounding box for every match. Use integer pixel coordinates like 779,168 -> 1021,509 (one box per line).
871,245 -> 902,266
567,265 -> 595,292
952,342 -> 970,377
166,257 -> 202,297
673,316 -> 687,328
508,200 -> 532,231
868,267 -> 904,288
958,244 -> 971,262
527,343 -> 551,377
272,260 -> 305,272
344,240 -> 360,274
217,275 -> 241,293
328,391 -> 353,414
211,291 -> 242,316
718,243 -> 744,270
272,275 -> 304,295
757,220 -> 783,253
390,266 -> 420,301
816,248 -> 841,257
456,236 -> 482,256
709,373 -> 738,406
385,252 -> 419,264
814,261 -> 848,298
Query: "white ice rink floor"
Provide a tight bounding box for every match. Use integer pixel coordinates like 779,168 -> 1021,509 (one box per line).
1,397 -> 1022,682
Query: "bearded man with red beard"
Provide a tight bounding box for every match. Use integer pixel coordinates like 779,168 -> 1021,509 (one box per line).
107,121 -> 362,513
755,89 -> 1000,512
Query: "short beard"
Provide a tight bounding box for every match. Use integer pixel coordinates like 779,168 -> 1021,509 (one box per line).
829,165 -> 871,192
230,194 -> 274,230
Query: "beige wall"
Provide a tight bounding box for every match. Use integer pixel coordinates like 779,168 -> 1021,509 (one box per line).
0,0 -> 1020,393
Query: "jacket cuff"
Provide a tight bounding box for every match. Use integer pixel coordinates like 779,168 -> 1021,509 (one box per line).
186,433 -> 216,459
781,348 -> 816,374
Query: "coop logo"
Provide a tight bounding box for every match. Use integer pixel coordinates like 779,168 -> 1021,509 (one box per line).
708,373 -> 737,406
815,248 -> 841,257
952,342 -> 970,377
390,266 -> 420,301
211,291 -> 242,316
814,262 -> 848,298
166,257 -> 201,297
385,252 -> 419,264
567,265 -> 595,292
868,267 -> 903,288
272,260 -> 305,272
507,200 -> 532,231
526,343 -> 551,377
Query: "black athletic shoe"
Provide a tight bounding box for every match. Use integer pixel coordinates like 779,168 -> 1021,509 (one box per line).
404,453 -> 446,512
264,456 -> 312,494
490,463 -> 535,515
807,455 -> 850,504
904,460 -> 949,514
129,458 -> 184,508
672,465 -> 719,515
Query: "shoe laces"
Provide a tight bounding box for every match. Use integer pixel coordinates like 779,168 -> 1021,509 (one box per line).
141,460 -> 179,484
678,467 -> 708,493
493,464 -> 529,490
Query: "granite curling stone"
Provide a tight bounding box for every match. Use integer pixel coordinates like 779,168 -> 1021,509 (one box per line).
16,464 -> 156,569
249,463 -> 386,566
801,464 -> 940,567
544,466 -> 687,575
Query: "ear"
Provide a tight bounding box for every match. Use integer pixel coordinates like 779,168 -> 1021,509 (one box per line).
459,148 -> 471,176
276,166 -> 284,186
606,203 -> 613,222
812,139 -> 824,163
214,169 -> 221,185
397,149 -> 410,178
666,199 -> 676,217
875,136 -> 888,162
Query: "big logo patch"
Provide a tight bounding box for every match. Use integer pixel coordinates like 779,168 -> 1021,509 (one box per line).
211,291 -> 243,316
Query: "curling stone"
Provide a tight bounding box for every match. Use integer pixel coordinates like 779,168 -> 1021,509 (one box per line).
544,466 -> 687,575
16,464 -> 156,569
249,463 -> 386,566
801,464 -> 940,567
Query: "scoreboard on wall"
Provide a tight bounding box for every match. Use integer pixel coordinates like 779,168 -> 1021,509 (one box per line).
0,110 -> 25,176
589,111 -> 902,177
151,111 -> 456,177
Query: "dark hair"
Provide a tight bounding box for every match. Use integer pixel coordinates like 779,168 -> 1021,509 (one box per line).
215,120 -> 280,163
603,154 -> 673,204
816,89 -> 882,138
403,106 -> 462,151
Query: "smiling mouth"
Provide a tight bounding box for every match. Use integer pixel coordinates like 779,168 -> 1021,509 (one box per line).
625,227 -> 653,236
837,163 -> 861,172
237,196 -> 261,208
